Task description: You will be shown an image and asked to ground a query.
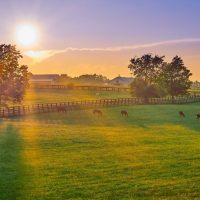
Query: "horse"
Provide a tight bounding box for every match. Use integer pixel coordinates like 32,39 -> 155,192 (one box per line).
196,114 -> 200,119
179,111 -> 185,118
57,106 -> 68,112
93,109 -> 102,116
121,110 -> 128,117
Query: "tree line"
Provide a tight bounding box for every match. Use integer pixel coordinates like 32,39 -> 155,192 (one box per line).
53,74 -> 109,85
128,54 -> 192,101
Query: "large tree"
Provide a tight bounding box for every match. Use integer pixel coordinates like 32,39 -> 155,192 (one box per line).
0,44 -> 29,107
128,54 -> 165,99
128,54 -> 165,83
128,54 -> 192,100
159,56 -> 192,100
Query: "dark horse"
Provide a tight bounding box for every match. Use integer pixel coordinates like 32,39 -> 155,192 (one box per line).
196,114 -> 200,119
57,106 -> 68,112
93,109 -> 102,116
179,111 -> 185,118
121,110 -> 128,117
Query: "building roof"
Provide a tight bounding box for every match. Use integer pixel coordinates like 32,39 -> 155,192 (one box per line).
31,74 -> 60,80
30,79 -> 54,82
109,76 -> 134,85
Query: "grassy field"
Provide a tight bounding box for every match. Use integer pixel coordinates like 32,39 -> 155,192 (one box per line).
5,88 -> 200,106
3,88 -> 131,107
21,88 -> 131,105
1,102 -> 200,200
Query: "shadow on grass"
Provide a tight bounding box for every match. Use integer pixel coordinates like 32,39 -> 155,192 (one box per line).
0,125 -> 25,200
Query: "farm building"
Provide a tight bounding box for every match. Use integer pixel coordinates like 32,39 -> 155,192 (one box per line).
29,74 -> 60,85
109,76 -> 134,86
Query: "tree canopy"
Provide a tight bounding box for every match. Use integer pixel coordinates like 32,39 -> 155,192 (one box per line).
128,54 -> 165,83
74,74 -> 108,85
0,44 -> 29,107
128,54 -> 192,100
159,56 -> 192,99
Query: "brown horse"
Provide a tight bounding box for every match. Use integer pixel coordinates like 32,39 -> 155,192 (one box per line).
121,110 -> 128,117
179,111 -> 185,118
93,109 -> 102,116
196,114 -> 200,119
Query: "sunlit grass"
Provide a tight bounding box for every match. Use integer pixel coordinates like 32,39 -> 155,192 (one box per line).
21,88 -> 131,105
1,103 -> 200,199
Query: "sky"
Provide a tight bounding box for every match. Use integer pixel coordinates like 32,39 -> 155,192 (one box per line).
0,0 -> 200,80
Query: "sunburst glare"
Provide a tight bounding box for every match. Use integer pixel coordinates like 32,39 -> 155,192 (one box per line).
16,24 -> 39,47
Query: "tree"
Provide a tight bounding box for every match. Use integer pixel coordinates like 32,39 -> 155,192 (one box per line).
130,78 -> 164,102
55,74 -> 72,84
0,44 -> 29,107
128,54 -> 165,83
128,54 -> 165,99
75,74 -> 108,85
159,56 -> 192,100
128,54 -> 192,100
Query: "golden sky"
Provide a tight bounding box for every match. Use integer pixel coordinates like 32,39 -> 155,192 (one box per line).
21,40 -> 200,80
1,0 -> 200,80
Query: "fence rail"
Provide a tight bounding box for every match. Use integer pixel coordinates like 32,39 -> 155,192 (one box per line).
1,96 -> 200,118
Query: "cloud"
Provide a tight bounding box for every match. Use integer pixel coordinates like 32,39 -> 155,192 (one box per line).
23,49 -> 67,63
24,38 -> 200,63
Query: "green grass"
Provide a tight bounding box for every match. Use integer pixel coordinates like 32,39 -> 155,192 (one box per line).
4,88 -> 130,107
1,103 -> 200,200
20,88 -> 131,105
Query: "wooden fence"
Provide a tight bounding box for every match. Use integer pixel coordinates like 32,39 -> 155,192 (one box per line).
30,84 -> 130,92
0,96 -> 200,118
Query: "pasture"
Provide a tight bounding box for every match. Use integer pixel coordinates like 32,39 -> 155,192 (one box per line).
22,88 -> 131,104
1,102 -> 200,200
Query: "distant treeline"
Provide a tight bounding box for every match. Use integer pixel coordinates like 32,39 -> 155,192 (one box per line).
56,74 -> 109,85
29,73 -> 110,85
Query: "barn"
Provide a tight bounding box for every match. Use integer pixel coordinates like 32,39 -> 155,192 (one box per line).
29,74 -> 60,85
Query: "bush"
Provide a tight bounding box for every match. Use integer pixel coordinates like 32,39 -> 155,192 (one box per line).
130,78 -> 165,102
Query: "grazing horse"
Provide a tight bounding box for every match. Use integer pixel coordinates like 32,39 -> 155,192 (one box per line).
121,110 -> 128,117
57,106 -> 68,112
93,109 -> 102,116
179,111 -> 185,118
196,114 -> 200,119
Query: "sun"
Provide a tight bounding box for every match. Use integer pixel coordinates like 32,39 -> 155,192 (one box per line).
16,24 -> 38,47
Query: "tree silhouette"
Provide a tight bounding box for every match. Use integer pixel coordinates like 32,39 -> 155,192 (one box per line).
128,54 -> 192,100
0,44 -> 29,107
128,54 -> 165,83
159,56 -> 192,100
